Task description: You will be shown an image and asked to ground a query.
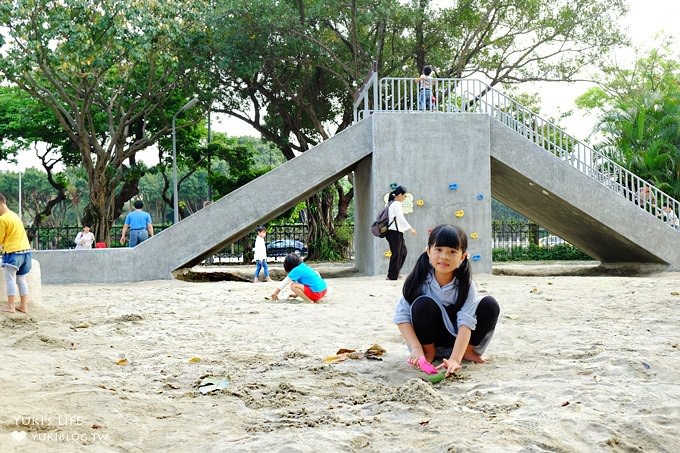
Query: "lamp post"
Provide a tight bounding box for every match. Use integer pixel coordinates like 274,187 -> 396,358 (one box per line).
207,109 -> 212,202
18,171 -> 22,222
172,97 -> 199,224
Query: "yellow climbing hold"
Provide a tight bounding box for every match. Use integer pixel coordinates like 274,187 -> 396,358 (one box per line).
455,210 -> 465,218
470,232 -> 479,239
416,199 -> 424,206
384,251 -> 392,257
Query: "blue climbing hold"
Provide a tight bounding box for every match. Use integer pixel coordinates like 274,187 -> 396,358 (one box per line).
471,254 -> 481,261
390,183 -> 399,190
476,193 -> 485,201
449,183 -> 459,190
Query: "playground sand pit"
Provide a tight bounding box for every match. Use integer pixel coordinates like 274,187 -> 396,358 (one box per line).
2,270 -> 679,451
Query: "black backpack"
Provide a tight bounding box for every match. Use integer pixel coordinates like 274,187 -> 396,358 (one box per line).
370,201 -> 395,238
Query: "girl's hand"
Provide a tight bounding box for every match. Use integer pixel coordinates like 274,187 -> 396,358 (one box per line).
271,293 -> 279,301
406,348 -> 425,367
406,353 -> 419,366
438,358 -> 462,376
406,352 -> 438,375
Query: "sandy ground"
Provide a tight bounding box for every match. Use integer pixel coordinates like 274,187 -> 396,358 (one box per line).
1,266 -> 679,452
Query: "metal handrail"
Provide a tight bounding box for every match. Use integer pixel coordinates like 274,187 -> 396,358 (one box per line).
352,75 -> 679,229
352,62 -> 379,122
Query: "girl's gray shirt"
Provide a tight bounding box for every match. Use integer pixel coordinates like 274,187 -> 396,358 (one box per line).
393,269 -> 481,336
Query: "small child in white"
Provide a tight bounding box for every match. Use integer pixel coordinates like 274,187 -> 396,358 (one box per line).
253,226 -> 273,283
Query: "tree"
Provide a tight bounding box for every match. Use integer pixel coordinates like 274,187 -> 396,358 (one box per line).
0,169 -> 67,229
152,127 -> 284,220
412,0 -> 628,84
575,44 -> 680,199
0,87 -> 73,233
205,0 -> 628,259
0,0 -> 210,243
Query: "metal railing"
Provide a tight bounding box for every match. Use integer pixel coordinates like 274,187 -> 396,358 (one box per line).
352,68 -> 680,229
27,224 -> 310,263
353,61 -> 379,122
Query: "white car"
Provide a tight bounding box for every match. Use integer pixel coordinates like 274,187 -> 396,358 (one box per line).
538,235 -> 567,247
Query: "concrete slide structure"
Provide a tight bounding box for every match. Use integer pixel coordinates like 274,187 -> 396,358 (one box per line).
34,113 -> 680,284
34,119 -> 373,283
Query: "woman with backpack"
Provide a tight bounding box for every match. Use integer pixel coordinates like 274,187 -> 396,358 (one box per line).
386,186 -> 417,280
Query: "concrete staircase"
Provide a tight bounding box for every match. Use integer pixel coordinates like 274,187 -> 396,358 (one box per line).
34,119 -> 373,283
490,120 -> 678,268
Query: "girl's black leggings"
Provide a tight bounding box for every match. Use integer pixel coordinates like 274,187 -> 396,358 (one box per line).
411,295 -> 500,348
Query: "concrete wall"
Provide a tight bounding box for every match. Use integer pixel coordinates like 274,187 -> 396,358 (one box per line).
355,113 -> 493,277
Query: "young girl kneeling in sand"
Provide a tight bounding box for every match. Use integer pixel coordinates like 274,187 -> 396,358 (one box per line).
271,254 -> 327,303
393,224 -> 500,377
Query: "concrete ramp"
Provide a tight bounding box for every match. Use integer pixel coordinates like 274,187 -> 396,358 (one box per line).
34,119 -> 373,283
490,120 -> 679,268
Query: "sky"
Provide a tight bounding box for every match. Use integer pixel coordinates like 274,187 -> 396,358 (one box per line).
3,0 -> 680,171
540,0 -> 680,138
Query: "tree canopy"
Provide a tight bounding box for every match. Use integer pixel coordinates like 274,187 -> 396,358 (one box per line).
0,0 -> 211,242
203,0 -> 628,257
576,43 -> 680,199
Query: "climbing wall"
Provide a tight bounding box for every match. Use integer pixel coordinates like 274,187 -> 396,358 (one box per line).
354,113 -> 493,276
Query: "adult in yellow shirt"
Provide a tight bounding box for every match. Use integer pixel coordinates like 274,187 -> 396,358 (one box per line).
0,193 -> 32,314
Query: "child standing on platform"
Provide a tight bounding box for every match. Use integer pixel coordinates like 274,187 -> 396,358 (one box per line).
416,65 -> 436,111
253,226 -> 273,283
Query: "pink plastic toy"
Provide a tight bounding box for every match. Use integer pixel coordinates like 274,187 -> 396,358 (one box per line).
416,356 -> 438,375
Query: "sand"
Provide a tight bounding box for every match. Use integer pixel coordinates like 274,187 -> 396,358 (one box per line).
1,265 -> 680,452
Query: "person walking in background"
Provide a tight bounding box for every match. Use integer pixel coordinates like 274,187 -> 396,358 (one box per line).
120,200 -> 154,247
394,224 -> 500,377
416,65 -> 436,111
385,185 -> 416,280
0,193 -> 32,314
271,254 -> 327,303
74,225 -> 95,249
253,225 -> 273,283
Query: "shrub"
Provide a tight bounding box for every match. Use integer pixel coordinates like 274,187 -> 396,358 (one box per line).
493,244 -> 592,262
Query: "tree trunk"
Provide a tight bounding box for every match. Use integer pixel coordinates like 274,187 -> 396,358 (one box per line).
26,191 -> 68,243
83,180 -> 114,246
414,0 -> 427,71
306,188 -> 335,260
528,222 -> 540,246
334,180 -> 352,224
81,168 -> 142,246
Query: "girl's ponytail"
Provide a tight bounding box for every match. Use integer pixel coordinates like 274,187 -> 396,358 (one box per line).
402,251 -> 430,303
451,255 -> 471,312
